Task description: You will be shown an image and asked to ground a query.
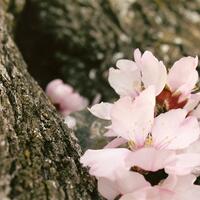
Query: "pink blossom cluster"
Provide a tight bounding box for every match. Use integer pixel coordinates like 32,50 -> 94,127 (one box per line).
46,79 -> 88,116
46,79 -> 88,128
80,49 -> 200,199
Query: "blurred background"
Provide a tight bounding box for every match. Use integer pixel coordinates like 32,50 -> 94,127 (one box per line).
13,0 -> 200,102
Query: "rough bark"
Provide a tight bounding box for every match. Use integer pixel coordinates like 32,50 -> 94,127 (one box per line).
15,0 -> 200,101
0,3 -> 102,200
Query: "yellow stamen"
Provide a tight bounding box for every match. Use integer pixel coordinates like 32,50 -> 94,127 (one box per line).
145,133 -> 153,147
128,140 -> 135,149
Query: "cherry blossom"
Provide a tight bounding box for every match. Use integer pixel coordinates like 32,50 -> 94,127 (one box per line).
82,87 -> 200,178
46,79 -> 88,116
80,148 -> 130,180
109,49 -> 198,110
90,87 -> 199,149
80,49 -> 200,200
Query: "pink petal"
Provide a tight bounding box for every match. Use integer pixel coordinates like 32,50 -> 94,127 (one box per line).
174,175 -> 200,200
120,187 -> 171,200
45,79 -> 88,115
133,48 -> 142,68
163,175 -> 200,200
146,187 -> 173,200
116,59 -> 138,70
177,70 -> 198,101
140,51 -> 167,95
167,56 -> 198,92
104,129 -> 118,137
160,174 -> 193,192
117,170 -> 150,195
184,92 -> 200,112
98,170 -> 149,200
172,175 -> 195,191
152,109 -> 187,148
88,102 -> 113,120
46,79 -> 63,95
120,193 -> 145,200
182,185 -> 200,200
104,137 -> 127,148
152,109 -> 200,150
185,139 -> 200,154
191,104 -> 200,119
166,116 -> 200,149
80,148 -> 130,180
183,140 -> 200,175
46,82 -> 72,103
108,62 -> 141,97
165,153 -> 200,175
60,92 -> 88,114
98,178 -> 119,200
160,175 -> 177,191
126,147 -> 175,172
111,86 -> 155,145
98,171 -> 150,199
121,175 -> 200,200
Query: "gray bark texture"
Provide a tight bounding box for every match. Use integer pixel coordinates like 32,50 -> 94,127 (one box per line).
0,2 -> 102,199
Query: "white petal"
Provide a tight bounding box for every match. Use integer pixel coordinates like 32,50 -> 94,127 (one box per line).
166,116 -> 200,149
117,170 -> 150,194
152,109 -> 186,148
80,148 -> 130,180
126,147 -> 175,172
108,64 -> 141,97
88,102 -> 113,120
98,170 -> 149,200
184,92 -> 200,112
173,175 -> 200,200
165,153 -> 200,175
104,129 -> 118,137
116,59 -> 138,70
152,109 -> 200,150
141,51 -> 167,95
111,86 -> 155,145
104,137 -> 127,148
185,140 -> 200,154
98,178 -> 119,200
120,192 -> 146,200
191,104 -> 200,119
133,48 -> 142,68
167,56 -> 198,92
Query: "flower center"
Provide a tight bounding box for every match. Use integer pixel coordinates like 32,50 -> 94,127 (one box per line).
128,134 -> 153,150
156,88 -> 187,111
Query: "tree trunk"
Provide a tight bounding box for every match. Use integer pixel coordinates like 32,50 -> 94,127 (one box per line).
0,4 -> 102,200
